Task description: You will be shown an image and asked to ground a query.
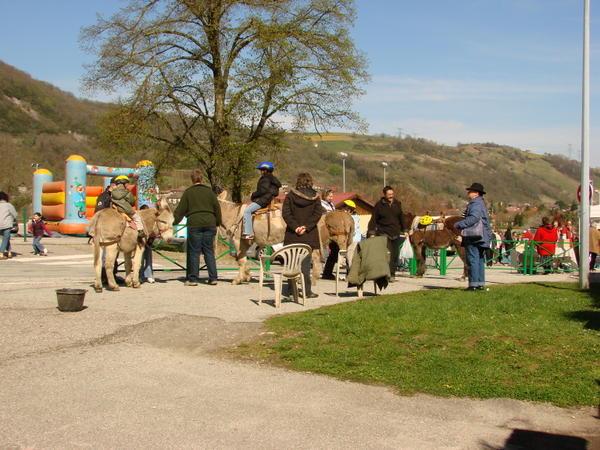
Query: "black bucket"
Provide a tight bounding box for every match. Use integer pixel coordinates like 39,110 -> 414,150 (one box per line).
56,288 -> 87,312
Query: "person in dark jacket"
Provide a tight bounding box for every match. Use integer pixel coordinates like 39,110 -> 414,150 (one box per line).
282,172 -> 325,298
367,185 -> 405,281
28,212 -> 50,256
111,175 -> 146,238
454,182 -> 492,291
242,161 -> 282,239
174,169 -> 222,286
94,177 -> 117,212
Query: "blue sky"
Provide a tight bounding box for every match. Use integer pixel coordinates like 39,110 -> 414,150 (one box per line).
0,0 -> 597,164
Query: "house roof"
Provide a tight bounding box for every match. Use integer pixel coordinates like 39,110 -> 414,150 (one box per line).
331,192 -> 375,209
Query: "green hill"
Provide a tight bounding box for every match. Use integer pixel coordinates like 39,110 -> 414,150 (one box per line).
1,60 -> 597,216
271,134 -> 600,213
0,60 -> 110,206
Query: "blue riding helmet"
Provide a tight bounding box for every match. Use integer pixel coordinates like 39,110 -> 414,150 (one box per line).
256,161 -> 275,171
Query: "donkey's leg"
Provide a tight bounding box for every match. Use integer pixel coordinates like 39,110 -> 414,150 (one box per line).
311,250 -> 321,287
233,239 -> 252,284
104,244 -> 120,291
131,244 -> 144,288
417,243 -> 427,277
124,251 -> 133,287
93,241 -> 103,293
456,242 -> 468,281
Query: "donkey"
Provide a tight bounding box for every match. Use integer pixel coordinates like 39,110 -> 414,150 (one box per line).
89,198 -> 174,292
217,192 -> 286,285
409,216 -> 467,279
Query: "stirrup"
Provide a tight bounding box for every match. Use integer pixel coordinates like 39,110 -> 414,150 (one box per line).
242,234 -> 254,240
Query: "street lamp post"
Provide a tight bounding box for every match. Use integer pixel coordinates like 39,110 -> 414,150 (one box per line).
340,152 -> 348,192
381,162 -> 389,187
580,0 -> 591,289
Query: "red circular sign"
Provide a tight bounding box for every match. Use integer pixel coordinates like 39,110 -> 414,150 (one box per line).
577,183 -> 593,203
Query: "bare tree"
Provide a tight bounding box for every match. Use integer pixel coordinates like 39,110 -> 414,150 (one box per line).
81,0 -> 368,201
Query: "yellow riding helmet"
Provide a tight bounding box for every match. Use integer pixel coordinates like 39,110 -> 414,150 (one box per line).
343,199 -> 357,209
114,175 -> 130,184
419,215 -> 433,226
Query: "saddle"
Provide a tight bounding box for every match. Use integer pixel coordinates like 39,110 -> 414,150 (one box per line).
252,202 -> 281,216
247,201 -> 281,238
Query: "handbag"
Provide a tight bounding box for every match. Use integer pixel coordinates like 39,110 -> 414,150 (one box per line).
461,219 -> 484,240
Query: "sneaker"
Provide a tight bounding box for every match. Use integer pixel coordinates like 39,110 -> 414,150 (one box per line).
306,292 -> 319,299
208,279 -> 218,286
476,286 -> 490,292
465,286 -> 477,291
0,254 -> 6,260
147,278 -> 155,284
184,280 -> 198,287
43,248 -> 48,255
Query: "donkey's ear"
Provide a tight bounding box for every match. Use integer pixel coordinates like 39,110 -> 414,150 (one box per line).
156,197 -> 169,211
217,190 -> 228,201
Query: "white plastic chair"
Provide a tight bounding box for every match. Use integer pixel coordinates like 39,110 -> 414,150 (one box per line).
259,244 -> 312,308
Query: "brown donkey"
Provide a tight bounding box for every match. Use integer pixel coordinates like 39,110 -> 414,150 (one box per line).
409,216 -> 468,279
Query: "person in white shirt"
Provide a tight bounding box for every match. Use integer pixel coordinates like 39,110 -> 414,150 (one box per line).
320,189 -> 335,213
343,200 -> 362,267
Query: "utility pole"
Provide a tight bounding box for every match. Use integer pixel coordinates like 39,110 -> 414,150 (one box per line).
381,162 -> 389,187
340,152 -> 348,192
580,0 -> 591,289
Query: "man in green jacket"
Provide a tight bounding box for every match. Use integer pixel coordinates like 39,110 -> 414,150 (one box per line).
174,169 -> 222,286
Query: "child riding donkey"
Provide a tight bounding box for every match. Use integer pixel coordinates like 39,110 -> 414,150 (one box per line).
242,162 -> 282,240
110,175 -> 146,238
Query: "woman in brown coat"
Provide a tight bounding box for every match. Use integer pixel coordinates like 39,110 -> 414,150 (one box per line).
282,173 -> 325,298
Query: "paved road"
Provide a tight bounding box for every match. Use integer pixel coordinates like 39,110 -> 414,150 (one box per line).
0,237 -> 597,449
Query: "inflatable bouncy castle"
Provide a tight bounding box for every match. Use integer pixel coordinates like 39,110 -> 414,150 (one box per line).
32,155 -> 157,235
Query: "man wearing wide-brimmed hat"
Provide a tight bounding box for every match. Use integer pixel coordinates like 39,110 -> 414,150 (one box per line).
454,182 -> 492,291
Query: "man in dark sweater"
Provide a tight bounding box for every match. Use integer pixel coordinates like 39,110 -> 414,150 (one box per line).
174,169 -> 222,286
367,185 -> 405,281
94,177 -> 117,212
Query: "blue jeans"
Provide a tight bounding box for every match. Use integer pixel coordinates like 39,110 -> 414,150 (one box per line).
32,236 -> 45,254
465,244 -> 486,287
186,227 -> 217,282
0,228 -> 11,253
139,245 -> 153,280
243,202 -> 262,236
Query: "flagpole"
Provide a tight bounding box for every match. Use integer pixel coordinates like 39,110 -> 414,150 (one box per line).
580,0 -> 591,289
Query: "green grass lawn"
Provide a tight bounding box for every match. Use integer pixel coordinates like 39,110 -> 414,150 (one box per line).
234,283 -> 599,407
